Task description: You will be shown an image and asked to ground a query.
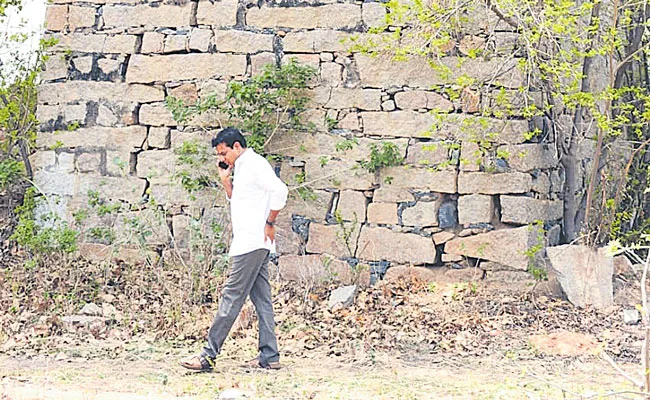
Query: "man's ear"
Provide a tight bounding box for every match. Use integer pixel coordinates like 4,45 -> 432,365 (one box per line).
233,142 -> 242,151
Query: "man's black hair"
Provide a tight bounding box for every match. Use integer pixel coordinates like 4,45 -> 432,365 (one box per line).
211,127 -> 247,149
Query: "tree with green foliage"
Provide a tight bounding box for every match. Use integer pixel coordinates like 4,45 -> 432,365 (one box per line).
353,0 -> 650,246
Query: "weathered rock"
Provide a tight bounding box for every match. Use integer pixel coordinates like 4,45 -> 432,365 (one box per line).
395,90 -> 453,111
362,2 -> 386,28
164,35 -> 188,53
98,58 -> 122,75
196,0 -> 239,27
189,28 -> 213,52
336,190 -> 367,222
405,140 -> 450,166
361,111 -> 528,142
357,226 -> 436,264
379,166 -> 457,193
500,195 -> 563,224
250,52 -> 277,76
41,56 -> 68,81
613,255 -> 634,276
458,172 -> 532,194
457,194 -> 494,224
213,30 -> 274,53
328,285 -> 357,310
283,30 -> 366,53
38,82 -> 164,104
68,6 -> 95,29
432,231 -> 455,245
402,202 -> 439,227
139,103 -> 177,126
321,62 -> 342,87
247,4 -> 361,29
546,245 -> 613,308
304,156 -> 375,190
45,5 -> 67,31
61,315 -> 105,331
325,88 -> 382,111
76,175 -> 146,204
277,255 -> 366,286
623,309 -> 640,325
499,143 -> 558,172
357,55 -> 523,89
141,32 -> 164,54
46,33 -> 106,53
306,222 -> 360,259
367,202 -> 398,225
76,153 -> 101,173
373,187 -> 414,203
445,225 -> 542,270
103,3 -> 193,28
136,150 -> 175,183
80,303 -> 102,316
104,35 -> 138,54
126,54 -> 247,83
39,126 -> 147,150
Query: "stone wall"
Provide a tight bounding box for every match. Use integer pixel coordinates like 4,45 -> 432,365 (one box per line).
35,0 -> 577,285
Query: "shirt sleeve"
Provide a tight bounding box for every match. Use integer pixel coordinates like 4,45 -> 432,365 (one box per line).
256,156 -> 289,211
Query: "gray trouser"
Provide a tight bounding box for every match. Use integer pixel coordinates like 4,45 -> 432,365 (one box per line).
201,248 -> 279,366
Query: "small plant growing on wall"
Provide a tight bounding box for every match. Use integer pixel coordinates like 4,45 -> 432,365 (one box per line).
165,59 -> 318,155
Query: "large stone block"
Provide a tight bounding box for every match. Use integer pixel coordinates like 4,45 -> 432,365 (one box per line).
367,202 -> 398,225
458,172 -> 532,194
405,140 -> 450,167
45,5 -> 68,31
104,35 -> 138,54
500,195 -> 563,224
76,174 -> 147,204
41,55 -> 68,81
277,254 -> 362,286
394,90 -> 453,111
189,28 -> 213,52
498,143 -> 559,172
136,150 -> 176,183
458,194 -> 494,224
213,30 -> 274,53
196,0 -> 238,27
362,2 -> 386,28
251,52 -> 277,75
37,126 -> 147,150
361,111 -> 529,143
126,54 -> 247,83
141,32 -> 164,54
306,222 -> 360,259
546,245 -> 613,308
336,190 -> 367,222
283,30 -> 369,53
357,55 -> 523,89
47,33 -> 106,53
103,3 -> 193,28
139,103 -> 178,126
284,190 -> 333,222
325,88 -> 381,111
372,187 -> 414,203
378,166 -> 457,193
68,6 -> 95,29
357,226 -> 436,264
33,171 -> 75,196
445,225 -> 541,270
247,4 -> 361,29
38,82 -> 164,104
304,156 -> 375,191
402,201 -> 440,227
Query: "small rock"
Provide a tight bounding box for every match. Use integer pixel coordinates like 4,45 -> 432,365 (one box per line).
102,303 -> 122,320
80,303 -> 102,316
55,351 -> 68,361
219,389 -> 249,400
98,293 -> 116,303
624,309 -> 640,325
328,285 -> 357,310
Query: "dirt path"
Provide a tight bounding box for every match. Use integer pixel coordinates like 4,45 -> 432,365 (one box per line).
0,348 -> 643,400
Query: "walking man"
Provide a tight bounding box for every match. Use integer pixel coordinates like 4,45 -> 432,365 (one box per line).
180,127 -> 288,371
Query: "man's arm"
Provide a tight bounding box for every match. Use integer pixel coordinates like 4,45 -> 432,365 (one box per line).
257,158 -> 289,242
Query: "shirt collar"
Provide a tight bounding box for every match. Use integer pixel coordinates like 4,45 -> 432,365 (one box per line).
234,148 -> 251,169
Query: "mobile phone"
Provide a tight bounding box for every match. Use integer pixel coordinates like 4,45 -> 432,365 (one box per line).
218,161 -> 229,169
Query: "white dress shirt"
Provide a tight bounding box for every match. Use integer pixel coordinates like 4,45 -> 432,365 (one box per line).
228,148 -> 289,257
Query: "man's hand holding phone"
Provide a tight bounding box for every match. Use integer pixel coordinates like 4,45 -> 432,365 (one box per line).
218,161 -> 232,182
